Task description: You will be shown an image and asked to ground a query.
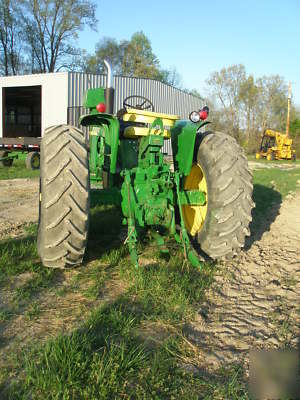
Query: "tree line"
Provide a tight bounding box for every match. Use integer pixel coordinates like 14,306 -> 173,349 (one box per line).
205,64 -> 299,153
0,0 -> 183,87
0,0 -> 298,154
0,0 -> 97,75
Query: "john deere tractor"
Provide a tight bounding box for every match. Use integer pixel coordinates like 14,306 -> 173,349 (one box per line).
37,60 -> 254,269
256,129 -> 296,161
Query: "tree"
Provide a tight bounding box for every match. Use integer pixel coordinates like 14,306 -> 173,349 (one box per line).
256,75 -> 287,132
239,74 -> 260,143
290,117 -> 300,158
186,88 -> 204,99
120,31 -> 161,79
84,31 -> 167,81
206,64 -> 246,139
290,118 -> 300,136
22,0 -> 97,73
0,0 -> 22,75
206,64 -> 291,153
84,32 -> 185,87
160,66 -> 182,87
82,37 -> 127,74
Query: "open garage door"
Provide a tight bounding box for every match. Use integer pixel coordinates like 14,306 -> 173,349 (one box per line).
2,85 -> 41,138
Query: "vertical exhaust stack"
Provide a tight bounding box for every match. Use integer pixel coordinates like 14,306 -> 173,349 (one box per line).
104,59 -> 115,114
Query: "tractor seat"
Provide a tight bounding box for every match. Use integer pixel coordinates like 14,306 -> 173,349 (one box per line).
120,108 -> 180,139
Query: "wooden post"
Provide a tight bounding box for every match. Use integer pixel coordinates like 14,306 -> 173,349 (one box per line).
286,82 -> 291,137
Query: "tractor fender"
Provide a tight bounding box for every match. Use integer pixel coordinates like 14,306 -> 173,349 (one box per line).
79,112 -> 116,127
79,113 -> 120,174
170,120 -> 210,176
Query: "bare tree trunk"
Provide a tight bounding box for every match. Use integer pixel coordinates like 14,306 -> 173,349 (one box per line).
0,29 -> 9,75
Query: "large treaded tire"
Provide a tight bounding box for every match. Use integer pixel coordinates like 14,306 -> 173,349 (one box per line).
37,125 -> 90,268
195,132 -> 254,259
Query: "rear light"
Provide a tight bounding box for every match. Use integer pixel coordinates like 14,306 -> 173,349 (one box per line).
199,110 -> 208,120
189,106 -> 209,123
96,102 -> 106,113
189,111 -> 200,123
199,106 -> 209,120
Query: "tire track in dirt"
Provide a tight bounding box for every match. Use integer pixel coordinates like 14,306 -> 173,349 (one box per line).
187,192 -> 300,370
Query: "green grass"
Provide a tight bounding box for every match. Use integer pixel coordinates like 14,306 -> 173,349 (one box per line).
250,167 -> 300,236
0,233 -> 40,285
2,166 -> 299,399
0,205 -> 249,399
6,266 -> 248,400
253,167 -> 300,198
247,154 -> 300,164
0,158 -> 40,180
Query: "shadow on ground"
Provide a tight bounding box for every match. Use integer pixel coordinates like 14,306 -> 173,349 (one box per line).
1,269 -> 244,399
85,203 -> 124,264
245,183 -> 282,250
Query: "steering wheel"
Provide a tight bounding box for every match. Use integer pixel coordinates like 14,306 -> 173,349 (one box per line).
123,95 -> 154,112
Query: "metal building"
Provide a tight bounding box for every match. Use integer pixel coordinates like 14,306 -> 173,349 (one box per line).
0,72 -> 203,154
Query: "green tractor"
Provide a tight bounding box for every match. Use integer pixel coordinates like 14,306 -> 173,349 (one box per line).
37,60 -> 254,269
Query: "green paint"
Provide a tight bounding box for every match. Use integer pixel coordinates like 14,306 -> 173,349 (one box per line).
179,189 -> 206,206
81,113 -> 120,178
170,120 -> 199,176
83,88 -> 105,112
89,127 -> 103,183
119,140 -> 138,170
0,152 -> 18,161
0,151 -> 29,162
79,86 -> 205,268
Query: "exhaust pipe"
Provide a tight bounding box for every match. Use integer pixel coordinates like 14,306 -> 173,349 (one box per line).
104,59 -> 114,114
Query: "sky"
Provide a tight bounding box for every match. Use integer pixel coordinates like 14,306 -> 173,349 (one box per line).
77,0 -> 300,106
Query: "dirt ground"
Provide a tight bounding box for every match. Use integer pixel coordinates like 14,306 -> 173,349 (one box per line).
187,190 -> 300,370
248,160 -> 298,171
0,160 -> 296,239
0,178 -> 39,239
0,168 -> 299,373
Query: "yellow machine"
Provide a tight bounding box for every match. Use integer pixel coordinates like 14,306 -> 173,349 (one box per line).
256,82 -> 296,161
255,129 -> 296,161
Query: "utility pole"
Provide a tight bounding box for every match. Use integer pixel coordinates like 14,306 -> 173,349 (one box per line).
286,82 -> 291,137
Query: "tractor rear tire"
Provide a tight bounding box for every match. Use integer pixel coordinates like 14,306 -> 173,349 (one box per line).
37,125 -> 90,268
192,132 -> 254,259
0,150 -> 13,167
26,151 -> 40,170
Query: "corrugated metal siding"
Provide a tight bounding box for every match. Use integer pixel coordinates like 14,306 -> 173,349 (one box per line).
68,72 -> 204,155
68,72 -> 203,118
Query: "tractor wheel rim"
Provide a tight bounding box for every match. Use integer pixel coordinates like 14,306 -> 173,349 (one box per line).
32,155 -> 39,167
182,163 -> 208,236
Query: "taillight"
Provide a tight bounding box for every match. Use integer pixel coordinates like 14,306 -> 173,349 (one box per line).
199,110 -> 208,120
199,106 -> 209,120
189,106 -> 209,123
96,102 -> 106,113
